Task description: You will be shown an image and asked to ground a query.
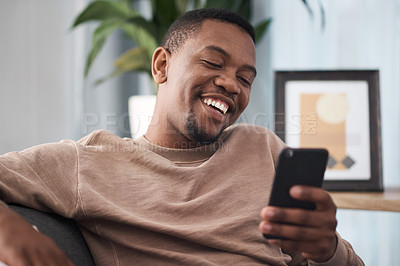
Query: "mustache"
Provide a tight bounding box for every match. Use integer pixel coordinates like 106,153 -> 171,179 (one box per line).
198,89 -> 235,102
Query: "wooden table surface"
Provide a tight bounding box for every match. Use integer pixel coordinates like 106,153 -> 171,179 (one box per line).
329,187 -> 400,212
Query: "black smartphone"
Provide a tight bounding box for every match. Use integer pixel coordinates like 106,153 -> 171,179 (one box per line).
263,148 -> 329,239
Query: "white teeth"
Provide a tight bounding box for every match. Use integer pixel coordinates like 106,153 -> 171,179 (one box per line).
202,98 -> 228,114
220,104 -> 226,113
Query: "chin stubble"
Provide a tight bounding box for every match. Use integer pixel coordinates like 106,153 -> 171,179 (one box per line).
186,110 -> 223,145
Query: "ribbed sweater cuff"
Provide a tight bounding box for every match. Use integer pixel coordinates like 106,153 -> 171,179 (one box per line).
308,234 -> 348,266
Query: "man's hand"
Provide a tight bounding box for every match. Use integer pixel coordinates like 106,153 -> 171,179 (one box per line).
259,185 -> 338,263
0,204 -> 73,266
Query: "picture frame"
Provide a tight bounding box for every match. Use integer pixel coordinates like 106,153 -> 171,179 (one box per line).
274,70 -> 383,191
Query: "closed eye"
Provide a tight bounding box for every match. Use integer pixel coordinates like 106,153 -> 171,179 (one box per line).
203,60 -> 222,69
237,76 -> 251,86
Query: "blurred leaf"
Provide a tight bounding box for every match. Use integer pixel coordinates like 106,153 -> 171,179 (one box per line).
151,0 -> 184,41
235,0 -> 251,20
72,0 -> 133,28
174,0 -> 189,15
122,0 -> 137,4
94,69 -> 125,86
254,19 -> 271,43
318,0 -> 325,30
301,0 -> 325,30
95,46 -> 151,86
84,20 -> 123,77
197,0 -> 251,20
125,16 -> 158,42
194,0 -> 204,9
114,46 -> 151,72
301,0 -> 313,17
120,19 -> 158,61
204,0 -> 238,10
152,0 -> 179,25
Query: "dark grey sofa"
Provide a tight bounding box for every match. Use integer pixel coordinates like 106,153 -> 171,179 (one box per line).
8,204 -> 95,266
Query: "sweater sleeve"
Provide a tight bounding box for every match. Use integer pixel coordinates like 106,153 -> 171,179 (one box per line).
287,233 -> 365,265
0,140 -> 79,218
265,128 -> 287,166
308,234 -> 365,266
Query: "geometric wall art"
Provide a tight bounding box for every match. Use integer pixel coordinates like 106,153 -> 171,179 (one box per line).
275,70 -> 382,191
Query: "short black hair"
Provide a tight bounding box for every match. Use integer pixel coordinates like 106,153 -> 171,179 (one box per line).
160,8 -> 255,54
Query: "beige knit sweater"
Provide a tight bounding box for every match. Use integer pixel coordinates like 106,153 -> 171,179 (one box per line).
0,124 -> 363,265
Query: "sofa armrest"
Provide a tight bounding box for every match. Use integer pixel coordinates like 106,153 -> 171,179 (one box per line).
8,204 -> 94,266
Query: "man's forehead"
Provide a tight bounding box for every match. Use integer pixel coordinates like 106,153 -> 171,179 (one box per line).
171,19 -> 256,67
194,20 -> 255,50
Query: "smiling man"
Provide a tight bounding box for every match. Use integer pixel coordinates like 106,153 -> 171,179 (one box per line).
146,18 -> 256,147
0,8 -> 364,266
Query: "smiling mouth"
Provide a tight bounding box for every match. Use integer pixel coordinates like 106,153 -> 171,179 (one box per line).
202,97 -> 229,114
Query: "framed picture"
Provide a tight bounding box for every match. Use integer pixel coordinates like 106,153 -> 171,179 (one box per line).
275,70 -> 383,191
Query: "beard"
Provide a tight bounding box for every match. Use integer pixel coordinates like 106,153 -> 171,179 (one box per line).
185,110 -> 224,145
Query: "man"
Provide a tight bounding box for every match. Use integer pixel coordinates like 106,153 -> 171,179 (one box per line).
0,8 -> 363,265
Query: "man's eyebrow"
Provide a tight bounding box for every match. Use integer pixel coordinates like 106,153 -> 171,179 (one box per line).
244,64 -> 257,77
203,45 -> 229,57
203,45 -> 257,77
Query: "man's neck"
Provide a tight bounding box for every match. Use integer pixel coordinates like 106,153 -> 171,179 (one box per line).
144,131 -> 206,149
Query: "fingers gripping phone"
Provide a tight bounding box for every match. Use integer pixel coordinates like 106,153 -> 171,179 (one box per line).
263,148 -> 329,239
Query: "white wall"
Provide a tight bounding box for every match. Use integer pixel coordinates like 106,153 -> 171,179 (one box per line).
241,0 -> 274,128
0,0 -> 86,154
0,0 -> 140,153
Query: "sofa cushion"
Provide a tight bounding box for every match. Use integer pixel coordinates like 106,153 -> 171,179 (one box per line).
8,204 -> 94,266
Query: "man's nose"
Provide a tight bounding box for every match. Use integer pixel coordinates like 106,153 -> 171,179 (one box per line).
213,74 -> 240,94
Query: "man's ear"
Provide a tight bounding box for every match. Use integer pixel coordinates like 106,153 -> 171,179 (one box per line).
152,47 -> 169,84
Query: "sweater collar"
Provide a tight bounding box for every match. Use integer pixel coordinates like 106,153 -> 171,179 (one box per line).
135,136 -> 221,163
